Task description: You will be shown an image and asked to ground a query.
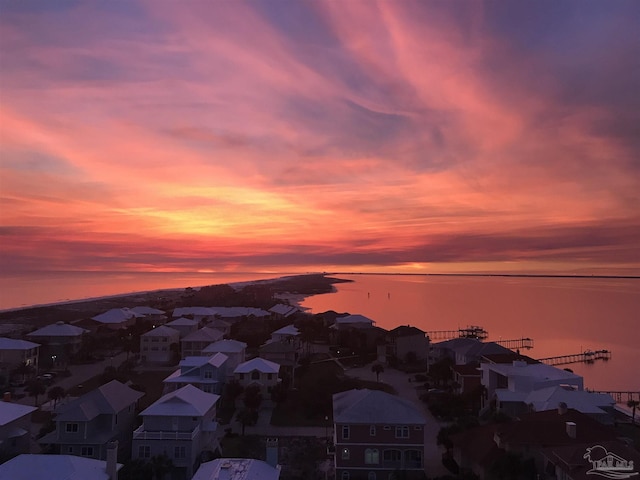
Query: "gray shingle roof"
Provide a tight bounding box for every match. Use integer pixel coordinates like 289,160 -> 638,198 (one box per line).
56,380 -> 143,422
333,389 -> 425,425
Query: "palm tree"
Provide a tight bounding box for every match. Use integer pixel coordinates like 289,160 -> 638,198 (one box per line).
627,399 -> 639,425
236,408 -> 255,436
47,386 -> 66,408
371,363 -> 384,382
26,379 -> 46,406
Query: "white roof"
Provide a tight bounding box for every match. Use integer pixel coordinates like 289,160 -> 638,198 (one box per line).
166,317 -> 199,326
525,386 -> 615,414
0,454 -> 121,480
180,353 -> 228,369
183,327 -> 224,343
92,308 -> 139,324
0,337 -> 40,350
130,306 -> 165,315
140,384 -> 219,417
234,357 -> 280,374
269,304 -> 298,317
27,322 -> 87,337
141,325 -> 180,338
193,458 -> 280,480
271,325 -> 299,336
203,339 -> 247,354
0,401 -> 37,426
335,314 -> 375,325
487,362 -> 583,382
333,389 -> 425,425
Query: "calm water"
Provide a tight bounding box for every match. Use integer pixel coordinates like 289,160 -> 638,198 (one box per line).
0,271 -> 287,310
301,274 -> 640,392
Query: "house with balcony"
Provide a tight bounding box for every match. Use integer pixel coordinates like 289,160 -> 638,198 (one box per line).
259,341 -> 297,377
0,401 -> 37,458
181,327 -> 224,358
27,321 -> 88,365
233,357 -> 280,400
163,353 -> 229,394
379,325 -> 429,364
333,389 -> 426,480
39,380 -> 143,460
0,337 -> 40,376
268,324 -> 300,346
202,339 -> 247,375
165,317 -> 199,338
140,326 -> 180,365
131,385 -> 220,479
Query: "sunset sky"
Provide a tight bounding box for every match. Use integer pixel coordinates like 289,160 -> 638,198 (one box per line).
1,0 -> 639,276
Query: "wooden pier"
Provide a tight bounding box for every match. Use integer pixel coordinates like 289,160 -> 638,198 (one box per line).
494,338 -> 534,350
426,325 -> 488,341
538,349 -> 611,366
585,390 -> 640,403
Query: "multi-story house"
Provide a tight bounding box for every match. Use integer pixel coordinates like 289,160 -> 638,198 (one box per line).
202,339 -> 247,376
268,324 -> 300,347
132,384 -> 220,479
181,327 -> 224,358
0,337 -> 40,376
333,389 -> 426,480
165,317 -> 199,338
91,308 -> 139,330
140,326 -> 180,365
383,326 -> 429,363
233,358 -> 280,399
39,380 -> 143,460
163,353 -> 228,394
259,341 -> 297,377
0,401 -> 37,458
27,321 -> 88,365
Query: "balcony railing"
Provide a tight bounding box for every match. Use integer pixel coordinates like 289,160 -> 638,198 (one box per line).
133,424 -> 200,441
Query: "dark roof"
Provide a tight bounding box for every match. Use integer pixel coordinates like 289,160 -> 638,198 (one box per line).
388,325 -> 425,337
55,380 -> 144,422
481,353 -> 539,364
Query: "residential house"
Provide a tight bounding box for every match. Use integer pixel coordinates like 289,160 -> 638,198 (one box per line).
381,325 -> 429,363
165,317 -> 199,338
0,337 -> 40,375
0,447 -> 122,480
233,358 -> 280,399
205,319 -> 232,337
193,458 -> 281,480
268,324 -> 300,347
451,364 -> 482,395
208,307 -> 270,321
181,327 -> 224,358
163,353 -> 229,394
432,338 -> 513,365
333,314 -> 376,331
524,386 -> 616,425
480,360 -> 584,415
202,340 -> 247,375
140,325 -> 180,365
130,306 -> 167,325
91,308 -> 139,330
27,321 -> 88,364
259,341 -> 297,377
39,380 -> 143,460
132,384 -> 220,479
172,307 -> 216,323
269,303 -> 299,319
0,401 -> 37,457
451,407 -> 618,478
333,389 -> 427,480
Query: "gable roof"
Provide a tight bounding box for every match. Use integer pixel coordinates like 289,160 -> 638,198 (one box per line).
0,401 -> 37,426
92,308 -> 139,324
141,325 -> 180,338
182,327 -> 224,343
140,384 -> 219,417
180,353 -> 228,370
203,339 -> 247,354
56,380 -> 144,422
333,389 -> 425,425
388,325 -> 426,337
27,322 -> 87,337
0,337 -> 40,350
0,454 -> 121,480
130,306 -> 165,316
166,317 -> 199,327
234,357 -> 280,374
269,304 -> 299,317
335,314 -> 375,325
271,324 -> 299,336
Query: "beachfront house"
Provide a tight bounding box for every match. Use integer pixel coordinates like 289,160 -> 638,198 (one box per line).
181,327 -> 224,358
333,314 -> 376,331
381,325 -> 430,364
269,303 -> 299,320
91,308 -> 139,330
233,357 -> 281,400
140,325 -> 180,365
0,401 -> 38,458
0,337 -> 40,375
39,380 -> 143,460
27,321 -> 88,365
201,339 -> 247,375
132,385 -> 220,479
268,324 -> 300,347
333,389 -> 426,479
163,353 -> 229,394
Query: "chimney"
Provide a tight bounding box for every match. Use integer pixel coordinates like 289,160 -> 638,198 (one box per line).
3,392 -> 11,402
266,437 -> 278,468
566,421 -> 577,439
106,441 -> 118,480
558,402 -> 568,415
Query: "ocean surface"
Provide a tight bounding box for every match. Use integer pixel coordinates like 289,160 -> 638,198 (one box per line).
300,274 -> 640,393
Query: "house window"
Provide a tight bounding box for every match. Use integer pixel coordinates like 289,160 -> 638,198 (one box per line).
369,425 -> 376,436
162,337 -> 167,342
65,423 -> 79,433
267,373 -> 273,380
341,448 -> 350,460
383,449 -> 401,464
342,425 -> 350,439
239,373 -> 244,380
251,371 -> 260,380
395,426 -> 409,438
174,446 -> 186,458
414,426 -> 422,430
405,449 -> 423,468
138,445 -> 151,458
341,472 -> 350,480
365,448 -> 379,464
67,447 -> 73,454
383,425 -> 391,430
81,446 -> 94,457
204,370 -> 213,379
151,338 -> 159,343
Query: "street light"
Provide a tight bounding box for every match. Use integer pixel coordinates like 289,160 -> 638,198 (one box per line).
51,355 -> 56,367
